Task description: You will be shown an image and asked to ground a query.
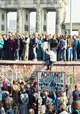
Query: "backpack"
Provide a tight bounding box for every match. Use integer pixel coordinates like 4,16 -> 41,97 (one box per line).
20,92 -> 29,105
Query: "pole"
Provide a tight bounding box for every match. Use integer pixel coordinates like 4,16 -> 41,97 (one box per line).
70,0 -> 72,35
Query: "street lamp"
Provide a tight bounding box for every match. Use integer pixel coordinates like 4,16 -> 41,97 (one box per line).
70,0 -> 72,35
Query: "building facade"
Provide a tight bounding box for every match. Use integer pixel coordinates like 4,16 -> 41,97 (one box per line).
0,0 -> 68,34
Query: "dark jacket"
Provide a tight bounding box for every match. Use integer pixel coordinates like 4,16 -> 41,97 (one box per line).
32,37 -> 38,48
14,38 -> 20,49
3,39 -> 9,49
8,39 -> 15,50
50,38 -> 58,48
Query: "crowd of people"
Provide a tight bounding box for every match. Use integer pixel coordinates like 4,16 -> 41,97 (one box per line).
0,32 -> 80,114
0,33 -> 80,61
0,77 -> 80,114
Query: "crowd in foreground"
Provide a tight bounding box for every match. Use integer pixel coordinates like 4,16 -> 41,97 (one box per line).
0,77 -> 80,114
0,33 -> 80,61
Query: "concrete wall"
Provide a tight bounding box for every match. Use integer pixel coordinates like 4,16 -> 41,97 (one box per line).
0,61 -> 45,82
0,60 -> 79,89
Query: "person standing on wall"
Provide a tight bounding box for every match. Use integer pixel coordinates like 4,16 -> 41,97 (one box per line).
0,34 -> 4,60
32,33 -> 39,61
23,34 -> 30,61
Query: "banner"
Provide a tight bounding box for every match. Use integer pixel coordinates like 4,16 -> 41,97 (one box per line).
37,71 -> 65,91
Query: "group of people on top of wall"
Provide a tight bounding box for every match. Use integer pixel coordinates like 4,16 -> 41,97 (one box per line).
0,32 -> 80,62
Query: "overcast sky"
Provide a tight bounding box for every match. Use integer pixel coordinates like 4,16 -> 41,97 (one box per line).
8,0 -> 80,34
66,0 -> 80,22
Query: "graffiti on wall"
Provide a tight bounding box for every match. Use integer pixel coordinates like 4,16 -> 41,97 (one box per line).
52,65 -> 80,87
0,63 -> 80,88
0,64 -> 46,82
52,65 -> 74,87
74,66 -> 80,87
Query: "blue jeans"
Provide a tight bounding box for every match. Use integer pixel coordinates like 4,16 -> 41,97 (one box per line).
62,48 -> 66,61
14,49 -> 19,60
67,48 -> 73,61
19,104 -> 28,114
58,49 -> 63,61
42,49 -> 46,61
73,48 -> 77,60
37,44 -> 42,59
6,109 -> 14,114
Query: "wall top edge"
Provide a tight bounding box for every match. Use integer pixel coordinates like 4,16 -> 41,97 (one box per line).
0,60 -> 79,66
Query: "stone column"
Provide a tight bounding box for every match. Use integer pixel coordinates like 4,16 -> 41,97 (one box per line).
56,8 -> 64,35
0,9 -> 7,34
23,9 -> 30,34
42,9 -> 47,34
5,10 -> 7,34
17,9 -> 30,34
56,8 -> 62,34
36,8 -> 42,34
78,29 -> 80,36
17,9 -> 23,34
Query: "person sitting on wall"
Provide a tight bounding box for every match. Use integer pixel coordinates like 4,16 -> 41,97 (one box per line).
45,48 -> 57,71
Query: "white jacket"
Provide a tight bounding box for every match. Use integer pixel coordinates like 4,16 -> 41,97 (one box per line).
46,50 -> 57,62
59,111 -> 69,114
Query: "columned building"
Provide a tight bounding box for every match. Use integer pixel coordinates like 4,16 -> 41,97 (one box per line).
0,0 -> 68,34
64,23 -> 80,35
